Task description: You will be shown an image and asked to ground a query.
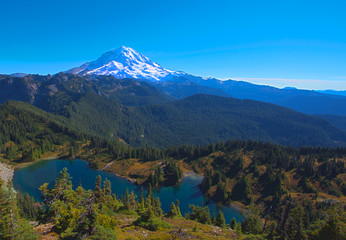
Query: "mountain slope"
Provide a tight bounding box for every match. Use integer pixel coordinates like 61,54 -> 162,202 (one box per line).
64,46 -> 346,116
162,75 -> 346,116
2,73 -> 346,147
132,94 -> 346,147
0,73 -> 173,109
0,101 -> 83,162
66,46 -> 184,81
153,80 -> 231,99
316,114 -> 346,132
41,90 -> 346,147
276,94 -> 346,116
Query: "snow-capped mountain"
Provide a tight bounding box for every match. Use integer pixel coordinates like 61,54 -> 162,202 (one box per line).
66,46 -> 184,81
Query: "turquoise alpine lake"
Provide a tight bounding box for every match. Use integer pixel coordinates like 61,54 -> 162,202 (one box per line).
13,159 -> 244,223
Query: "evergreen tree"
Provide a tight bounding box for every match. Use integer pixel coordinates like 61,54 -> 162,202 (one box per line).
216,209 -> 226,228
17,192 -> 42,221
94,175 -> 102,200
175,200 -> 182,218
200,171 -> 212,192
0,182 -> 38,240
214,183 -> 228,202
241,204 -> 263,235
124,188 -> 130,210
166,202 -> 177,218
313,204 -> 345,240
211,212 -> 216,224
230,218 -> 237,229
231,175 -> 252,204
137,187 -> 145,214
186,204 -> 211,224
102,178 -> 112,197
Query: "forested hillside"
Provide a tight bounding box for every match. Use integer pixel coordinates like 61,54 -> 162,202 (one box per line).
0,101 -> 81,162
53,92 -> 346,147
317,114 -> 346,132
1,74 -> 346,148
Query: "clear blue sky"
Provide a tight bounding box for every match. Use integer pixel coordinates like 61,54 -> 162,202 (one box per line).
1,0 -> 345,90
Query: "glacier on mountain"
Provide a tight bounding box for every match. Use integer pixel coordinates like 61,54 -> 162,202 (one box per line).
66,46 -> 184,81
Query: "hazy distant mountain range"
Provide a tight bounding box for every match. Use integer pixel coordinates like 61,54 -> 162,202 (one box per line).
317,89 -> 346,97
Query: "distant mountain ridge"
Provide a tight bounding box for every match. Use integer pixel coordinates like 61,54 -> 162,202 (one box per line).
65,46 -> 346,116
318,89 -> 346,97
162,74 -> 346,116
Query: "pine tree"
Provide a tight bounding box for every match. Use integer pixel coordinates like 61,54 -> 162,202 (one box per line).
200,172 -> 212,192
145,185 -> 153,209
102,178 -> 111,197
215,183 -> 228,202
241,204 -> 263,235
230,218 -> 237,229
40,167 -> 72,208
175,200 -> 182,218
137,187 -> 145,214
17,192 -> 41,220
124,188 -> 130,210
166,202 -> 177,218
186,204 -> 211,224
0,182 -> 38,240
94,175 -> 102,200
211,212 -> 216,224
216,209 -> 226,228
153,197 -> 163,217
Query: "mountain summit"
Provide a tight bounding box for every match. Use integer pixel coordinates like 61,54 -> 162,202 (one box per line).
66,46 -> 183,81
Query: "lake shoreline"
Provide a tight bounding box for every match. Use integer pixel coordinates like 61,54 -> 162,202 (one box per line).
13,158 -> 246,217
15,155 -> 60,170
13,158 -> 245,223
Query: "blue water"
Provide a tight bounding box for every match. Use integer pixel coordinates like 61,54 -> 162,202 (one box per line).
13,159 -> 244,223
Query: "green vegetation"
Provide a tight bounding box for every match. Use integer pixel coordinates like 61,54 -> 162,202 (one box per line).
0,100 -> 84,163
1,136 -> 345,240
146,159 -> 182,186
2,73 -> 346,148
17,192 -> 42,221
58,92 -> 346,147
165,200 -> 182,218
0,75 -> 345,239
4,167 -> 343,240
3,169 -> 238,239
0,180 -> 38,240
39,169 -> 120,239
190,140 -> 345,207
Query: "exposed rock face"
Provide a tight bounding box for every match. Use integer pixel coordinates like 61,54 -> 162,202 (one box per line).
0,162 -> 13,184
0,75 -> 42,104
